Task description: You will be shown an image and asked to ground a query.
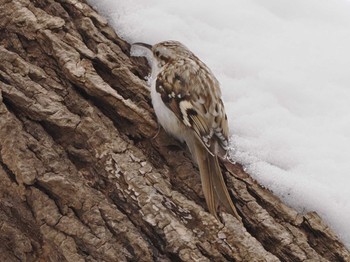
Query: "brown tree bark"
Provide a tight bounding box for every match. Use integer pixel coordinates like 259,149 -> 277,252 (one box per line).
0,0 -> 349,261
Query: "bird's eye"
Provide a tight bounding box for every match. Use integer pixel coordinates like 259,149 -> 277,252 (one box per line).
155,51 -> 160,56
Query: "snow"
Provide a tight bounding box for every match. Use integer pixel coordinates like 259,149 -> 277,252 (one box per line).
87,0 -> 350,247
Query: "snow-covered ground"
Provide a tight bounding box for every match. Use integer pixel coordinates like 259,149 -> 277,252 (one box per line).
87,0 -> 350,247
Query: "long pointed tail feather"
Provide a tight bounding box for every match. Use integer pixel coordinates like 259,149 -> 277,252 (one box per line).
210,154 -> 241,221
192,140 -> 241,221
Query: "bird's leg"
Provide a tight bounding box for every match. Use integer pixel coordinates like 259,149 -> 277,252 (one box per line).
152,124 -> 161,139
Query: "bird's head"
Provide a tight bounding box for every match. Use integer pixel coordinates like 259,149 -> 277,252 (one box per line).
133,40 -> 192,66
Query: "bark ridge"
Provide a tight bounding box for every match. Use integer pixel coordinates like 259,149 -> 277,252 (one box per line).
0,0 -> 349,261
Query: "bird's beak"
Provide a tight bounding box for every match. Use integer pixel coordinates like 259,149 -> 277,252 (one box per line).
133,42 -> 152,50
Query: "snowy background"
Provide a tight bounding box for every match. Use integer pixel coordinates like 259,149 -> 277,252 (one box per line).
87,0 -> 350,247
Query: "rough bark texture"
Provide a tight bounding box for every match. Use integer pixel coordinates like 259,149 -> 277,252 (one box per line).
0,0 -> 349,261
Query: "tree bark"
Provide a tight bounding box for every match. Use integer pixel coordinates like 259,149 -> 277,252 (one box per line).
0,0 -> 349,261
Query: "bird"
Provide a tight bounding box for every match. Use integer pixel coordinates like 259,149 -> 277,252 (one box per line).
133,40 -> 241,221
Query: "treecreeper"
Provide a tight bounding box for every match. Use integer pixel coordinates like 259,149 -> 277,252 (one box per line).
134,40 -> 241,222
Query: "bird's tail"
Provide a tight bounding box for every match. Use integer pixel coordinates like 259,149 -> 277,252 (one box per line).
191,139 -> 241,221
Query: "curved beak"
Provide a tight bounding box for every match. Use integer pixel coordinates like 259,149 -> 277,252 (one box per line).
133,42 -> 152,50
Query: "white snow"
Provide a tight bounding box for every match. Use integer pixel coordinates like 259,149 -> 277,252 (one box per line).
87,0 -> 350,247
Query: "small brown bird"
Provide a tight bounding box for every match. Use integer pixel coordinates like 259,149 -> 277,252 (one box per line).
134,40 -> 241,221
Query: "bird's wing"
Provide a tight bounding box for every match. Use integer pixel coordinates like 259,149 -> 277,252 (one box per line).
156,57 -> 241,221
155,58 -> 229,157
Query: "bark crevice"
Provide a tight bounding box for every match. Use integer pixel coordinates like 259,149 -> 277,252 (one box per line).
0,0 -> 349,261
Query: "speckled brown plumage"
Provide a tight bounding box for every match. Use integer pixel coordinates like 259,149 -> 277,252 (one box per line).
134,40 -> 240,221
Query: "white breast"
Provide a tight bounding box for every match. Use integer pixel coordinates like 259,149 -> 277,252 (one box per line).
151,80 -> 188,143
150,60 -> 187,142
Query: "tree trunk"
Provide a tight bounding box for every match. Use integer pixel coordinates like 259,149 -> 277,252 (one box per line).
0,0 -> 349,261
